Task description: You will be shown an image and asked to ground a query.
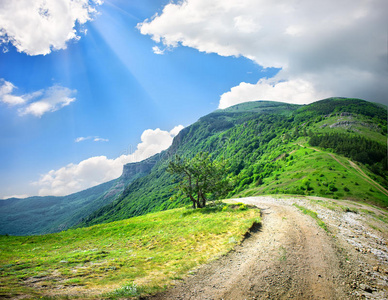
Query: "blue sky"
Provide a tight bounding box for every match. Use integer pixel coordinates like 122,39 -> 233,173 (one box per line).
0,0 -> 386,198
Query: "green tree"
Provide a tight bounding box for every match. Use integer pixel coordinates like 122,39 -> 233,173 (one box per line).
293,126 -> 299,137
167,152 -> 231,208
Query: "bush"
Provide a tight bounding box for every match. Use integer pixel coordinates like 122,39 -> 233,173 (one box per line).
239,204 -> 247,211
222,202 -> 248,211
239,177 -> 253,187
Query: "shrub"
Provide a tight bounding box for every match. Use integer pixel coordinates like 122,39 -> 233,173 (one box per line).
328,184 -> 338,192
239,177 -> 253,187
239,204 -> 247,211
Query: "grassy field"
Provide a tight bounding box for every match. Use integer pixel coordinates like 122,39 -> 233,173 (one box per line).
237,144 -> 388,207
0,203 -> 260,299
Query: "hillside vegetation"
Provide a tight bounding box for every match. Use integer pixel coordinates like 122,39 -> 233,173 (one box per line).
1,98 -> 386,236
79,98 -> 387,228
0,204 -> 260,299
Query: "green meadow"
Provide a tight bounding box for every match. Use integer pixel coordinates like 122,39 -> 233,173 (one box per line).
0,204 -> 260,299
236,143 -> 388,207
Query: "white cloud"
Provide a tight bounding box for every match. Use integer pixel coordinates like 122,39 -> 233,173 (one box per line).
19,86 -> 75,117
1,194 -> 29,200
152,46 -> 165,55
0,79 -> 76,117
75,136 -> 89,143
138,0 -> 388,106
93,137 -> 109,142
0,79 -> 25,105
219,77 -> 330,109
169,125 -> 184,137
0,0 -> 102,55
75,136 -> 109,143
34,125 -> 184,196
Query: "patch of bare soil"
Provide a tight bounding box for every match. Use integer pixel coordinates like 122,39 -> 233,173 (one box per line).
149,196 -> 388,300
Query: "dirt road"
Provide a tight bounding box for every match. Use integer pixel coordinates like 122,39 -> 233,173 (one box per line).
149,197 -> 388,299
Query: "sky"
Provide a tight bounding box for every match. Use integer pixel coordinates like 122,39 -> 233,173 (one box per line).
0,0 -> 387,199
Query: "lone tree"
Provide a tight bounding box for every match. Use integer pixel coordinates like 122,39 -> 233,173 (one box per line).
167,152 -> 231,208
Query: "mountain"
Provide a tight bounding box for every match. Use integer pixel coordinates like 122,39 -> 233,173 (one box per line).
1,98 -> 387,299
1,98 -> 386,235
78,98 -> 387,228
0,157 -> 157,235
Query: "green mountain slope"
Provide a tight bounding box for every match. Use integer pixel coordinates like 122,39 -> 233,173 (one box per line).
78,98 -> 387,228
0,157 -> 157,235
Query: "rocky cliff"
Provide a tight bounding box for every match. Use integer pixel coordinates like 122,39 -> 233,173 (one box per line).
122,155 -> 158,179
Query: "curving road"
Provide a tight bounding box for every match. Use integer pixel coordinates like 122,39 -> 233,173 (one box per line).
149,196 -> 388,299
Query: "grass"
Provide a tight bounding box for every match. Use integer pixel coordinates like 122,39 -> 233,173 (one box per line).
293,203 -> 329,232
311,114 -> 387,145
103,282 -> 154,299
237,143 -> 388,207
0,204 -> 260,299
359,208 -> 388,224
279,246 -> 287,261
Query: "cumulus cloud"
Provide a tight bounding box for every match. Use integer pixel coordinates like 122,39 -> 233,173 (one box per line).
219,77 -> 330,109
138,0 -> 388,107
0,0 -> 102,55
34,125 -> 184,196
0,79 -> 76,117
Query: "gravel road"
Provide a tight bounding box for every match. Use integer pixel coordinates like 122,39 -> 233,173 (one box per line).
149,196 -> 388,300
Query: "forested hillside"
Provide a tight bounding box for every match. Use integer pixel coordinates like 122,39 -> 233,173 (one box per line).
78,98 -> 387,228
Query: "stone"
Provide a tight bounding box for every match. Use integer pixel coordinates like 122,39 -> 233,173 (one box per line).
360,283 -> 373,293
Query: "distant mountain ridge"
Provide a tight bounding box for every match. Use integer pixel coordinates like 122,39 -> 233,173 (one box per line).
1,98 -> 387,235
0,158 -> 156,235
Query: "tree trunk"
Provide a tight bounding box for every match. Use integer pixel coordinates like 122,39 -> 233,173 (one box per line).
199,191 -> 207,208
195,178 -> 202,208
196,193 -> 202,208
189,194 -> 197,209
187,172 -> 196,208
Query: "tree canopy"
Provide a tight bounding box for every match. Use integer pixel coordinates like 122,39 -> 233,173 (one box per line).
167,152 -> 231,208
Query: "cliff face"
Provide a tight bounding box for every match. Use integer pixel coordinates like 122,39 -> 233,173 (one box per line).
122,156 -> 158,179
